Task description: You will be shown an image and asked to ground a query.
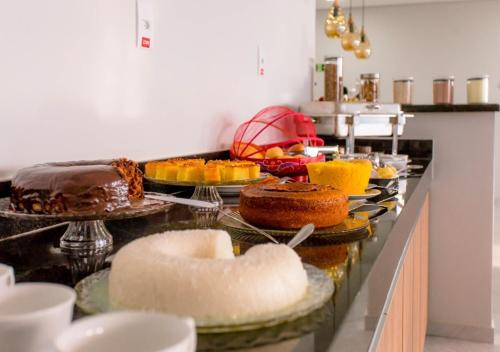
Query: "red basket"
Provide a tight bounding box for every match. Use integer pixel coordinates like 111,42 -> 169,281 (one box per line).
231,106 -> 325,177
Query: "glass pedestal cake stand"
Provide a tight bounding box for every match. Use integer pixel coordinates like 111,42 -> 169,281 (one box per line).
145,177 -> 265,228
0,197 -> 173,282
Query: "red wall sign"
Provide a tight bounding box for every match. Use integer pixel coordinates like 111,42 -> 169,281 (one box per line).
141,37 -> 151,48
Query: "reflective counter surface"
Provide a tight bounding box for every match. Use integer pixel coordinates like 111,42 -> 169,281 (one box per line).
0,162 -> 431,352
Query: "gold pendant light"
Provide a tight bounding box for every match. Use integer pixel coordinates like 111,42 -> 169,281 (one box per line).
355,27 -> 371,59
341,0 -> 361,51
354,0 -> 372,59
325,0 -> 347,39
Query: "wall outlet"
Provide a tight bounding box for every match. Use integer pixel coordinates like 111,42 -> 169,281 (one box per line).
137,0 -> 153,49
258,46 -> 265,76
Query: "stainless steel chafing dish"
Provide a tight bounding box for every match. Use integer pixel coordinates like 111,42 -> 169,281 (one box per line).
299,102 -> 413,156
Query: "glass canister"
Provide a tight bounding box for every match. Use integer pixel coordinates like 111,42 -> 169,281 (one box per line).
433,77 -> 454,104
393,78 -> 414,105
324,57 -> 343,102
467,76 -> 489,104
360,73 -> 380,103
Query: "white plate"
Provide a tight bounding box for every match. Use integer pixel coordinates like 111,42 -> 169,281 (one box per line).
348,188 -> 382,200
75,264 -> 334,333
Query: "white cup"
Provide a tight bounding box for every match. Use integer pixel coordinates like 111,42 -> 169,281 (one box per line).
0,282 -> 76,352
55,311 -> 196,352
0,264 -> 15,290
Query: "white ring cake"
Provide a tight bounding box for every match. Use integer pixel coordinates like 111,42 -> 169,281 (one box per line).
109,229 -> 308,321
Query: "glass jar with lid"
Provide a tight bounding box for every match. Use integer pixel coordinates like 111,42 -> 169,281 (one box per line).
433,77 -> 454,105
324,57 -> 343,102
360,73 -> 380,103
393,78 -> 414,105
467,76 -> 489,104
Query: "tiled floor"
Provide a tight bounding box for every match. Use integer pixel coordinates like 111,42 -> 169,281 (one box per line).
424,207 -> 500,351
425,337 -> 500,352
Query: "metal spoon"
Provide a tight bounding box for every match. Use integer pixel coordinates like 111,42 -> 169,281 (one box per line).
145,192 -> 219,209
218,209 -> 279,244
287,223 -> 315,249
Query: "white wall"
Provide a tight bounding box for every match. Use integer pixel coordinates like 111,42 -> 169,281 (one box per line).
404,113 -> 496,342
316,0 -> 500,104
0,0 -> 315,178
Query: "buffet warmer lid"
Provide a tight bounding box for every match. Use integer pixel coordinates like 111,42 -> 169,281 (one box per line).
300,101 -> 403,117
299,102 -> 410,138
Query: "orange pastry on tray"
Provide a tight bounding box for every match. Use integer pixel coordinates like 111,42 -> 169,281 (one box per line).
145,159 -> 261,183
239,182 -> 348,230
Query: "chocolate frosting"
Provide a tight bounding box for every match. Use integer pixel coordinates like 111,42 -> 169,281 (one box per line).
10,160 -> 138,215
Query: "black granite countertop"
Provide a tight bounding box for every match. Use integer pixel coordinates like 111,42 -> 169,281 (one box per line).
0,159 -> 432,351
402,103 -> 500,113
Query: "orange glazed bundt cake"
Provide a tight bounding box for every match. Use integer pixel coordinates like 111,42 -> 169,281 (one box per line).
239,183 -> 348,230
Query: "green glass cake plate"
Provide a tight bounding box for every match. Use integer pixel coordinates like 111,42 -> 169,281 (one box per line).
75,264 -> 334,334
220,211 -> 370,242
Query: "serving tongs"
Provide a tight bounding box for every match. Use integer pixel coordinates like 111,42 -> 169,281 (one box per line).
145,192 -> 315,248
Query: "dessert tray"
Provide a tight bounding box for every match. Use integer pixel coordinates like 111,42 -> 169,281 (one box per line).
145,176 -> 266,197
0,197 -> 172,222
144,175 -> 267,187
75,264 -> 334,333
196,302 -> 331,351
220,211 -> 370,243
351,204 -> 389,224
348,188 -> 382,200
369,176 -> 399,188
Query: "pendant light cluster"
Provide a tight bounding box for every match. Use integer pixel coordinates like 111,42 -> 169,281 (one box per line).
324,0 -> 372,59
324,0 -> 346,38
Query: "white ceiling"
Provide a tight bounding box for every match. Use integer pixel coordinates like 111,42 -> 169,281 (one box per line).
316,0 -> 474,9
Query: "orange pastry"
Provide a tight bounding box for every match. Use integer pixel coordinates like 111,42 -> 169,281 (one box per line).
204,164 -> 222,183
145,159 -> 260,183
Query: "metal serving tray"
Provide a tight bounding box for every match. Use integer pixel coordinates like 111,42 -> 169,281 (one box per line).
300,102 -> 406,137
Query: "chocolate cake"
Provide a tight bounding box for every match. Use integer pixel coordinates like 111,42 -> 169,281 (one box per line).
10,159 -> 144,215
239,183 -> 348,230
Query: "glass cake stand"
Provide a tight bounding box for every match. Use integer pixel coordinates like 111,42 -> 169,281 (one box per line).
220,210 -> 370,245
144,177 -> 265,228
0,197 -> 173,282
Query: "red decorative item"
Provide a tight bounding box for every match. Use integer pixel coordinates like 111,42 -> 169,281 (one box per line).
231,106 -> 325,177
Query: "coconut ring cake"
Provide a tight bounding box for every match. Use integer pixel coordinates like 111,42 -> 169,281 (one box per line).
109,230 -> 308,322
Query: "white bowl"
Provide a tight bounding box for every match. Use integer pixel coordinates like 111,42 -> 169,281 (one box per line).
0,263 -> 15,290
55,311 -> 196,352
0,282 -> 76,352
